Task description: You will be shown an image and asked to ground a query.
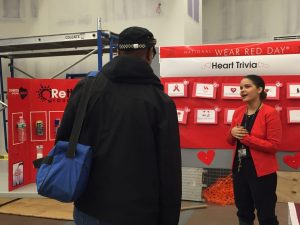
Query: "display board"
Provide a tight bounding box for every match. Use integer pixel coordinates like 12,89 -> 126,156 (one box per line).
160,41 -> 300,151
7,78 -> 79,191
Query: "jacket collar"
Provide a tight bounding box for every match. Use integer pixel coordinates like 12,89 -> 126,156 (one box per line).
102,55 -> 163,90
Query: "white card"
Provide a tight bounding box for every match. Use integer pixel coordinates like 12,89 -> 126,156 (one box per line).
167,83 -> 185,97
288,84 -> 300,97
226,109 -> 235,123
289,109 -> 300,123
265,85 -> 277,98
222,84 -> 240,99
193,83 -> 215,98
195,109 -> 217,124
177,109 -> 184,122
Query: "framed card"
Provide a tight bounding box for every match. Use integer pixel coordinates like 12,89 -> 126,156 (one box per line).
287,83 -> 300,99
165,82 -> 188,97
192,83 -> 216,99
13,162 -> 24,186
224,108 -> 235,124
194,108 -> 218,124
287,107 -> 300,123
221,83 -> 241,99
265,83 -> 280,100
177,108 -> 189,124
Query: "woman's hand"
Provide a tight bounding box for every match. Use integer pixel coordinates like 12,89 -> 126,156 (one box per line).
231,125 -> 248,140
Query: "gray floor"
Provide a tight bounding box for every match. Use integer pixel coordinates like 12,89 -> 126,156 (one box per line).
0,202 -> 288,225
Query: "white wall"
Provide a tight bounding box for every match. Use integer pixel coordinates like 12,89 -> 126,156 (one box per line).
184,0 -> 203,45
203,0 -> 300,44
0,0 -> 188,152
0,0 -> 186,80
3,0 -> 186,45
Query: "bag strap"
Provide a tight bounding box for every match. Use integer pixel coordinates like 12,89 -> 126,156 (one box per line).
66,71 -> 100,158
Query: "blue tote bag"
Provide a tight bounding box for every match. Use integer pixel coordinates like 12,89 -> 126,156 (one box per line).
34,72 -> 98,202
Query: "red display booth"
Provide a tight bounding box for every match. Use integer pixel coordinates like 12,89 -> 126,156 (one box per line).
7,78 -> 79,191
6,40 -> 300,191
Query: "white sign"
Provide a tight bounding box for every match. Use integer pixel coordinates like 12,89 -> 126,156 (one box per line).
160,54 -> 300,77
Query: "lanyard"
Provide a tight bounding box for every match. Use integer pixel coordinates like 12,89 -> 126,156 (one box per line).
243,102 -> 262,133
237,102 -> 262,172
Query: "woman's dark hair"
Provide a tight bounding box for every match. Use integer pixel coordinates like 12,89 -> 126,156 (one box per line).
244,74 -> 267,100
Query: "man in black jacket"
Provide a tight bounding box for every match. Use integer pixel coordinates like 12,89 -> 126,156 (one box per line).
56,26 -> 182,225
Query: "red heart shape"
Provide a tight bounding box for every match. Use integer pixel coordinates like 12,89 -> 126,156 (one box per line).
283,153 -> 300,169
265,89 -> 269,92
197,150 -> 215,165
231,88 -> 236,93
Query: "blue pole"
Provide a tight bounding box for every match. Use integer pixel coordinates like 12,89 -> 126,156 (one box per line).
109,37 -> 114,61
0,57 -> 8,152
97,30 -> 103,71
9,58 -> 14,78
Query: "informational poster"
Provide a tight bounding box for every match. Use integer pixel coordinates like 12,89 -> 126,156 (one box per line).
160,41 -> 300,151
7,78 -> 79,191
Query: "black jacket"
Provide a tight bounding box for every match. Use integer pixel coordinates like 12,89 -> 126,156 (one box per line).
56,55 -> 182,225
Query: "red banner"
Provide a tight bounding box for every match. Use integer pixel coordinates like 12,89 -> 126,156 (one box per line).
160,41 -> 300,58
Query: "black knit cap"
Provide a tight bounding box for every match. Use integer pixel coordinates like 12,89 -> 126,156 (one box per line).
118,26 -> 157,51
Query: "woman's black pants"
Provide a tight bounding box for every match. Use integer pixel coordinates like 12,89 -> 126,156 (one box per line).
232,157 -> 279,225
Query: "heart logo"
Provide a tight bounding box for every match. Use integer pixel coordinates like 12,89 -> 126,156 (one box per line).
203,85 -> 209,93
283,153 -> 300,169
265,89 -> 269,92
231,88 -> 236,93
19,87 -> 28,99
197,150 -> 215,165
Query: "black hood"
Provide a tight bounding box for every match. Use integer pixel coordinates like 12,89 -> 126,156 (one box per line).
102,56 -> 163,90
